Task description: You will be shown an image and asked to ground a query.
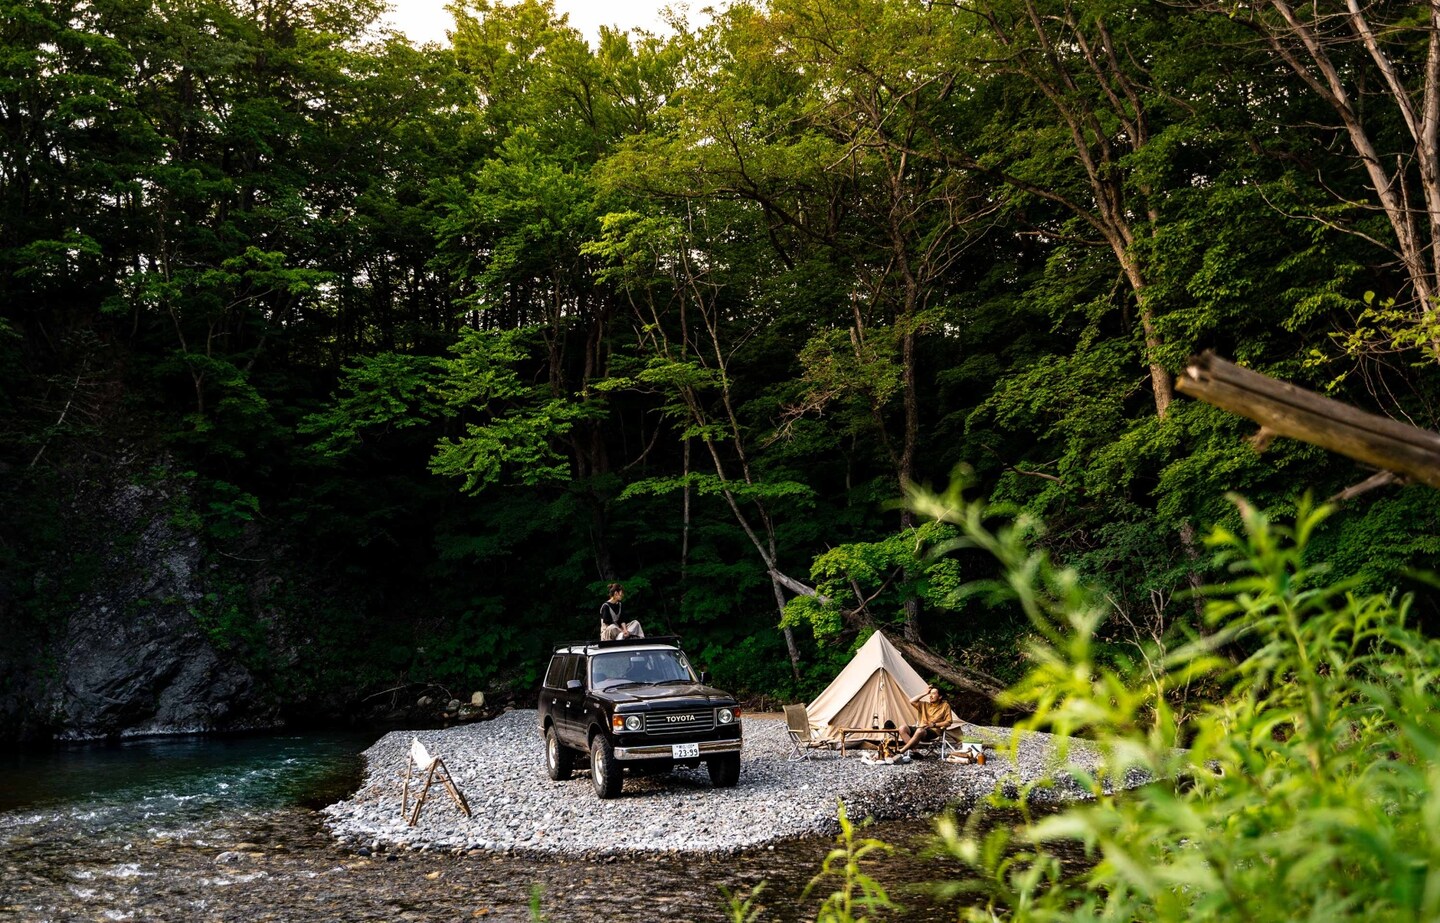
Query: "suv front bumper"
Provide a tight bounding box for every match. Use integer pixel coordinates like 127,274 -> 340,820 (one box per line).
614,738 -> 744,761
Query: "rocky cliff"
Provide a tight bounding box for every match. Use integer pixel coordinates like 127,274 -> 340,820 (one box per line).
2,464 -> 283,741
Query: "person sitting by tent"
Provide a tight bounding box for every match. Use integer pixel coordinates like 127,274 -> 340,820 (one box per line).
896,683 -> 952,755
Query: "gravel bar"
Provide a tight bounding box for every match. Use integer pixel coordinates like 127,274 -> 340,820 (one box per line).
323,709 -> 1136,858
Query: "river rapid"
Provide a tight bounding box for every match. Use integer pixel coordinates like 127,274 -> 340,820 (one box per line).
0,730 -> 983,922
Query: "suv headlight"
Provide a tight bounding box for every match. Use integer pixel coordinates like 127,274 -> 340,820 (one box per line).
611,714 -> 643,732
717,707 -> 734,725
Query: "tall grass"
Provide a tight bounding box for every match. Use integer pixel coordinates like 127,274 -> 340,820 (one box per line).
908,488 -> 1440,921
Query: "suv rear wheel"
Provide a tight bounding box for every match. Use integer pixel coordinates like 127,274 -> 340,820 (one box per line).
545,725 -> 573,781
590,734 -> 623,799
707,752 -> 741,788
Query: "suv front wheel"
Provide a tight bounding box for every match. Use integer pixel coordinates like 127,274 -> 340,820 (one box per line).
590,734 -> 623,799
707,752 -> 741,788
545,725 -> 573,781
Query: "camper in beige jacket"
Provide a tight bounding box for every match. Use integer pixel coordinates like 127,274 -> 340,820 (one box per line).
897,684 -> 952,754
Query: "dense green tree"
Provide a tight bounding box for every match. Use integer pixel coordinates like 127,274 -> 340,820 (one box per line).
1183,1 -> 1440,372
5,0 -> 1440,727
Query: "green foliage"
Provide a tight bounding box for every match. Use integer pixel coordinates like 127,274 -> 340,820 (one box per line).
908,484 -> 1440,922
299,353 -> 445,459
527,883 -> 550,922
1307,487 -> 1440,594
1337,291 -> 1440,366
620,473 -> 814,505
782,521 -> 964,639
802,802 -> 899,922
697,633 -> 803,700
722,882 -> 767,923
198,480 -> 261,543
9,0 -> 1440,742
411,599 -> 534,692
429,327 -> 601,492
190,583 -> 264,658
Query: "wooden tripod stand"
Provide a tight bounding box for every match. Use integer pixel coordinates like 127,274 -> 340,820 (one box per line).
401,737 -> 472,826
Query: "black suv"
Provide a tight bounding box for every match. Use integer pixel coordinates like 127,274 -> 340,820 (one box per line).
538,636 -> 743,798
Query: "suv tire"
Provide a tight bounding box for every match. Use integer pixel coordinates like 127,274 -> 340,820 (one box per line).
545,725 -> 573,781
590,734 -> 623,799
707,752 -> 741,788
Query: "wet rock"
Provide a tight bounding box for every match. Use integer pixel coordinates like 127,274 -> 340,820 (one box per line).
11,469 -> 281,741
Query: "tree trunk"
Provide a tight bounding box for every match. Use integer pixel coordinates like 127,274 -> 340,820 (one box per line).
769,577 -> 803,685
888,634 -> 1007,703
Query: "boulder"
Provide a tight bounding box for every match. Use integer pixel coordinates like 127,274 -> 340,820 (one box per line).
15,468 -> 281,740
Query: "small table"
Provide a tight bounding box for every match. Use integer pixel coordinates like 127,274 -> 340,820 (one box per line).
839,727 -> 902,757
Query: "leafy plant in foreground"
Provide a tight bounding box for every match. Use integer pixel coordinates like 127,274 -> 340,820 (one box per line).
907,485 -> 1440,921
722,881 -> 767,923
802,801 -> 899,922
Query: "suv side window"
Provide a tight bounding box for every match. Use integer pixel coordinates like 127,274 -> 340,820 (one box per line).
543,654 -> 568,689
561,653 -> 584,687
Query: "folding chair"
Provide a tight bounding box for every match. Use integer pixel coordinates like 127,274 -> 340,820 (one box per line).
401,737 -> 473,826
936,720 -> 986,764
784,704 -> 838,762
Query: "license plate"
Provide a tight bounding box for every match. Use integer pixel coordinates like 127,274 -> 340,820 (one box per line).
672,743 -> 700,759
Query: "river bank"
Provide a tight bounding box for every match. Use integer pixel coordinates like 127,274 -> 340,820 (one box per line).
324,710 -> 1135,857
0,727 -> 995,921
1,799 -> 977,922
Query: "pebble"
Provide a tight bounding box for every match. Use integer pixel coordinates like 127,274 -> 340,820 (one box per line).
322,710 -> 1138,858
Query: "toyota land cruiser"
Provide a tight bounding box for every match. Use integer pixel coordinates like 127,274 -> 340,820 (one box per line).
537,636 -> 743,798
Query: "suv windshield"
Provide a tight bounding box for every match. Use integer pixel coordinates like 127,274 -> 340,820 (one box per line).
590,649 -> 695,689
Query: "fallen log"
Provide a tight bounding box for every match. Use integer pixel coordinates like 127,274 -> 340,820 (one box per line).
888,634 -> 1008,702
1176,351 -> 1440,489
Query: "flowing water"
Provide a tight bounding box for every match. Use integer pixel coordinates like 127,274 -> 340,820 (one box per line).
0,731 -> 985,922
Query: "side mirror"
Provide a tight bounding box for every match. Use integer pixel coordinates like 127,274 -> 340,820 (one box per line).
699,671 -> 711,684
566,679 -> 583,691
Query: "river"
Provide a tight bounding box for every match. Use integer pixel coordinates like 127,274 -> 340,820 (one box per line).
0,730 -> 984,922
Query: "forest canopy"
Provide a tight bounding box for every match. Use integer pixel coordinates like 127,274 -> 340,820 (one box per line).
4,0 -> 1440,709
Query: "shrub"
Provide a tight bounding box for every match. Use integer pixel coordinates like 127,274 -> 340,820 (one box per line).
907,486 -> 1440,922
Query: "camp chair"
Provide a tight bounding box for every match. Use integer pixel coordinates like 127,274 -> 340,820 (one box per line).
903,717 -> 963,758
784,704 -> 838,762
934,719 -> 986,764
401,737 -> 473,826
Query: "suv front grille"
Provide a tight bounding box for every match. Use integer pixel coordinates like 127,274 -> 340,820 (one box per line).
643,709 -> 716,735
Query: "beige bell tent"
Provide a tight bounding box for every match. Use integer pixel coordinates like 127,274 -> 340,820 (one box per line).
805,630 -> 929,741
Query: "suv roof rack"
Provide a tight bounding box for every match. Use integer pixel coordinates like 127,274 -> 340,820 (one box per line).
553,635 -> 683,652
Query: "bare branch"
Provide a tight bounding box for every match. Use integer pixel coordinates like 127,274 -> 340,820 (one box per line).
1327,470 -> 1404,504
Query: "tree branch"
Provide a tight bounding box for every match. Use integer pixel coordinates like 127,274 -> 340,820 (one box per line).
1177,351 -> 1440,489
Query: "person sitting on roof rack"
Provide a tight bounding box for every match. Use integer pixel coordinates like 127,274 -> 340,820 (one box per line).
599,582 -> 645,640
